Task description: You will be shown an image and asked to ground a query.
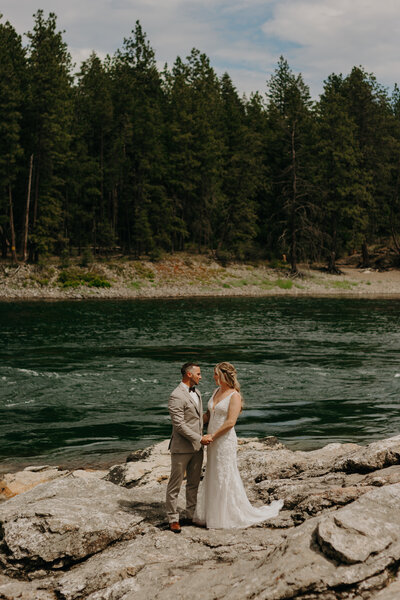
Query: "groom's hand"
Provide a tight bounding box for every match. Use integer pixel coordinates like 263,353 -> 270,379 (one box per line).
201,434 -> 213,445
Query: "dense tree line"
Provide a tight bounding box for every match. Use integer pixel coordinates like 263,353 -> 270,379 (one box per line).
1,11 -> 400,272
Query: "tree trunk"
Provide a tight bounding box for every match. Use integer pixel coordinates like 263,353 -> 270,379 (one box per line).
327,218 -> 343,274
391,221 -> 400,254
9,185 -> 18,264
327,252 -> 343,274
0,226 -> 8,259
33,167 -> 39,226
100,129 -> 104,208
360,240 -> 370,268
112,186 -> 118,237
92,217 -> 97,256
22,154 -> 33,262
290,122 -> 298,274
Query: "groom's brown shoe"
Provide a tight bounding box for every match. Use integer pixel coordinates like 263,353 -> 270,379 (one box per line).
169,521 -> 181,534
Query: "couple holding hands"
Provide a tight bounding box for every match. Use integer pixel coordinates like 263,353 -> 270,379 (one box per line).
166,361 -> 283,532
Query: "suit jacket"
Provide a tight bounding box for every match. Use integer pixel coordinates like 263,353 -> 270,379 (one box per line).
168,383 -> 203,453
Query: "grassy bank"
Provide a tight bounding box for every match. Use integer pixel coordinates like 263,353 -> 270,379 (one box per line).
0,253 -> 399,300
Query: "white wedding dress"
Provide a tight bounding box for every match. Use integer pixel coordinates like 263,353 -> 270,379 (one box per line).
194,389 -> 283,529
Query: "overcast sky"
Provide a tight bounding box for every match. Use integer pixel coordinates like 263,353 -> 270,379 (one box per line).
1,0 -> 400,98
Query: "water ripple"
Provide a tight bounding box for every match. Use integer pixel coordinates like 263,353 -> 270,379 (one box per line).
1,297 -> 400,467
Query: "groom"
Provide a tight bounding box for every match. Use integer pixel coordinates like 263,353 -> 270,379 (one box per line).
166,362 -> 210,533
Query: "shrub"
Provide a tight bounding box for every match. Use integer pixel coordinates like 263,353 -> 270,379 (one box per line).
275,279 -> 293,289
230,279 -> 249,287
269,258 -> 290,270
29,275 -> 49,287
149,248 -> 164,262
134,262 -> 155,280
59,248 -> 70,269
260,280 -> 274,289
330,280 -> 357,290
79,247 -> 93,268
58,269 -> 111,288
215,249 -> 233,267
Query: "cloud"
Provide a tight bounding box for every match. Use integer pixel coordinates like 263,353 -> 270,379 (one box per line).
262,0 -> 400,95
1,0 -> 400,98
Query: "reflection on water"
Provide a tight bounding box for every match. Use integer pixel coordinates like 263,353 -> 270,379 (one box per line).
1,297 -> 400,468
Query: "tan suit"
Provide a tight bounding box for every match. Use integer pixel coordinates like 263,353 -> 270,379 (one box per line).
166,383 -> 204,523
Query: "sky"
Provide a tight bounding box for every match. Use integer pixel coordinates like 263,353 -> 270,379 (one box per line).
1,0 -> 400,98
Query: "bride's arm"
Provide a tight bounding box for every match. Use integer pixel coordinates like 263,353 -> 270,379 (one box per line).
203,409 -> 210,425
208,393 -> 241,442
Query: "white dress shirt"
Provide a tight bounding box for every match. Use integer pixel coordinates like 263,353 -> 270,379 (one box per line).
181,382 -> 199,408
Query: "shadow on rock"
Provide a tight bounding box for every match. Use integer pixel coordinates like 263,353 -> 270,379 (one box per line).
118,499 -> 165,524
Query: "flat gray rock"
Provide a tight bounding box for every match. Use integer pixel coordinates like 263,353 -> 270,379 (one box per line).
226,483 -> 400,599
2,435 -> 400,599
0,476 -> 144,574
374,576 -> 400,600
333,435 -> 400,473
131,484 -> 400,600
0,578 -> 56,599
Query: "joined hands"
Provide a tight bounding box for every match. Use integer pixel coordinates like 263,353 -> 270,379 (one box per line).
200,434 -> 213,445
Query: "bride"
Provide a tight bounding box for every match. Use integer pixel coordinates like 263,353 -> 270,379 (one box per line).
194,362 -> 283,529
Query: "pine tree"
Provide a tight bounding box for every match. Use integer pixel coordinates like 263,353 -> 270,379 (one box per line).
385,85 -> 400,258
216,73 -> 262,258
110,21 -> 166,255
316,74 -> 367,272
164,49 -> 224,251
0,18 -> 26,262
162,57 -> 196,251
24,10 -> 73,259
266,57 -> 315,273
342,67 -> 394,264
68,52 -> 114,253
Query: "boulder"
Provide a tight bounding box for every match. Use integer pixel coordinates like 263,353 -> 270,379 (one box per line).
106,440 -> 171,488
0,466 -> 68,500
0,579 -> 56,600
255,471 -> 374,524
55,525 -> 284,600
117,483 -> 400,600
333,435 -> 400,473
3,436 -> 400,598
359,464 -> 400,487
0,476 -> 144,574
374,576 -> 400,600
250,442 -> 361,484
55,528 -> 214,600
228,483 -> 400,599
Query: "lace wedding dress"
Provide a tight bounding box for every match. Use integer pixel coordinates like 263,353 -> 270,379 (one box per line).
194,389 -> 283,529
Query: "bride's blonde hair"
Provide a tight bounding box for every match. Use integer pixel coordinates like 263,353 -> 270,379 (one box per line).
215,362 -> 243,409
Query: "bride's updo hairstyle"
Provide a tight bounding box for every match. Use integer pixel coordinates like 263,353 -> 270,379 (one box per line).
215,362 -> 243,410
215,362 -> 240,392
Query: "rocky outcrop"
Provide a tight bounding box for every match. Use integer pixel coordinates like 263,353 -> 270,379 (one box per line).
0,476 -> 144,575
2,435 -> 400,599
0,465 -> 68,500
0,465 -> 107,501
332,435 -> 400,473
105,439 -> 171,488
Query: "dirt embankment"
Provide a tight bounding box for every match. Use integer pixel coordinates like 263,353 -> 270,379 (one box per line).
2,253 -> 400,300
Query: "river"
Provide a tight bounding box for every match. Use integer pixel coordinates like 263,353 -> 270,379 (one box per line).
1,297 -> 400,469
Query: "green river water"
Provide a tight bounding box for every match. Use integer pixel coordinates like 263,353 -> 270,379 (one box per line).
1,297 -> 400,469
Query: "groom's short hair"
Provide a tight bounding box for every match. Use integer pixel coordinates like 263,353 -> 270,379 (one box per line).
181,362 -> 199,376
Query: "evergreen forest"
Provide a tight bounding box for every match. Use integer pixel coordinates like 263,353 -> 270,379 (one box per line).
2,11 -> 400,273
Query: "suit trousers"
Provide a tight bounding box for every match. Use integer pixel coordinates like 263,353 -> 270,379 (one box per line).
166,449 -> 203,523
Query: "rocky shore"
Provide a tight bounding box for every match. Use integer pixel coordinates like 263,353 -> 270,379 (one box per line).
2,435 -> 400,599
2,254 -> 400,300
